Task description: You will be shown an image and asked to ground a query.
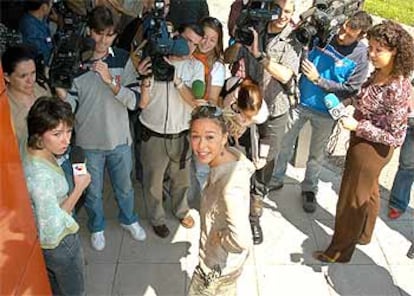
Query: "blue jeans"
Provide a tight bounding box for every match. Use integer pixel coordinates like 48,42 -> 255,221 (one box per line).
273,105 -> 335,193
389,127 -> 414,212
42,233 -> 85,296
84,144 -> 138,232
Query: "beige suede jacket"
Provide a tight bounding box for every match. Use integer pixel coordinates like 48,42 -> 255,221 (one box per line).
198,148 -> 255,276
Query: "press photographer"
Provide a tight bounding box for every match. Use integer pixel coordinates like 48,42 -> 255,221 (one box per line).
293,0 -> 365,48
234,0 -> 281,47
138,23 -> 205,239
19,0 -> 54,66
272,10 -> 373,214
225,0 -> 302,245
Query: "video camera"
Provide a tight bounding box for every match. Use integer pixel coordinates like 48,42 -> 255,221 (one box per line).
48,0 -> 95,89
0,23 -> 22,56
294,0 -> 363,48
143,0 -> 189,81
235,0 -> 281,46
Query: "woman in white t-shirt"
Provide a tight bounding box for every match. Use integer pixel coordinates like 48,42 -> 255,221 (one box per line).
194,17 -> 226,105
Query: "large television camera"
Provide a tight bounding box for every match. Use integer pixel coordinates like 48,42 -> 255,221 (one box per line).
143,0 -> 189,81
294,0 -> 364,48
235,0 -> 281,47
48,0 -> 95,89
0,23 -> 22,56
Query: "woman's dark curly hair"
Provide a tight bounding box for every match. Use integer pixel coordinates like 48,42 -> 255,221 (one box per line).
367,20 -> 414,78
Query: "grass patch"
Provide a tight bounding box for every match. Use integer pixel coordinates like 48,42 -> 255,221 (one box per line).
364,0 -> 414,25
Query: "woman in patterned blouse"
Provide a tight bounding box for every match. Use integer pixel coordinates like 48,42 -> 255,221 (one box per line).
314,20 -> 414,263
23,97 -> 91,294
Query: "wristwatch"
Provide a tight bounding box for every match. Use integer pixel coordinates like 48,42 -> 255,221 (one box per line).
312,76 -> 321,85
110,77 -> 117,87
255,52 -> 267,62
174,78 -> 184,89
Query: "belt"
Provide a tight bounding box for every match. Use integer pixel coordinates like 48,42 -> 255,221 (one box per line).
141,125 -> 190,169
196,262 -> 242,288
144,126 -> 188,139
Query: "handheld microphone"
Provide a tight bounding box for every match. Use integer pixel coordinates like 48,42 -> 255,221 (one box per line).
69,146 -> 87,175
324,93 -> 346,120
192,80 -> 206,100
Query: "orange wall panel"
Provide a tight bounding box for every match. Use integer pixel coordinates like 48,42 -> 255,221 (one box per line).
0,65 -> 51,295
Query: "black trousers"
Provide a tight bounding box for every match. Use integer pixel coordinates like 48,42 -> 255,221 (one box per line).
239,112 -> 289,223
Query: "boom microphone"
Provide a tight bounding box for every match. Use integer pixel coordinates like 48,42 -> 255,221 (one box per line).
192,80 -> 206,100
324,93 -> 346,120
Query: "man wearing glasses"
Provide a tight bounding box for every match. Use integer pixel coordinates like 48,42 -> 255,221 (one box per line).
139,23 -> 205,238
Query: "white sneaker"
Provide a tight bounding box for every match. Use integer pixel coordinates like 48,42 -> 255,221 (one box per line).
121,222 -> 147,241
91,231 -> 105,251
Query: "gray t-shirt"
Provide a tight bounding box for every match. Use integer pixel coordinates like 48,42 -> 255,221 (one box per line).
66,48 -> 140,150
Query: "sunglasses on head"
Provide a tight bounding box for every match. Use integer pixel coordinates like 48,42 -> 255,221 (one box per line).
202,17 -> 222,29
191,105 -> 223,120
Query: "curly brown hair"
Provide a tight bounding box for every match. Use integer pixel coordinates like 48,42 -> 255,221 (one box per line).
367,20 -> 414,78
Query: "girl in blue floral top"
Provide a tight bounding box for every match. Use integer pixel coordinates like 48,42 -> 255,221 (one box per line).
23,97 -> 91,295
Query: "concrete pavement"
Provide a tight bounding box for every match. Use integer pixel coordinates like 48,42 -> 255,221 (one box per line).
77,156 -> 414,295
76,2 -> 414,294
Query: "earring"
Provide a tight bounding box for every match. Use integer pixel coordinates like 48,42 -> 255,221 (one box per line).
37,139 -> 44,149
220,145 -> 226,157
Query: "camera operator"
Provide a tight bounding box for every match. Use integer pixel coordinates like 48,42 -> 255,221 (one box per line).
19,0 -> 55,65
272,11 -> 373,213
56,6 -> 149,251
228,0 -> 302,245
138,23 -> 205,239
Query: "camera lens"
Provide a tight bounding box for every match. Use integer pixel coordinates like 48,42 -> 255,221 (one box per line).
294,25 -> 318,45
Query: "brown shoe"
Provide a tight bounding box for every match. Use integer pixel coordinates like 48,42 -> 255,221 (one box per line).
313,251 -> 336,263
180,215 -> 194,229
152,224 -> 170,238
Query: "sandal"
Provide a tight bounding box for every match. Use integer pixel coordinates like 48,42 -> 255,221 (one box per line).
388,207 -> 402,220
313,251 -> 336,263
180,215 -> 195,229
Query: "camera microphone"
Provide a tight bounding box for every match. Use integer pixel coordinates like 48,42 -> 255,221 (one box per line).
324,93 -> 346,120
170,36 -> 190,56
192,80 -> 206,100
69,146 -> 87,175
